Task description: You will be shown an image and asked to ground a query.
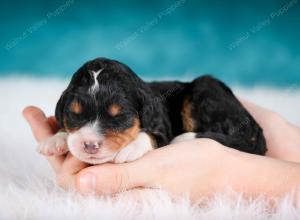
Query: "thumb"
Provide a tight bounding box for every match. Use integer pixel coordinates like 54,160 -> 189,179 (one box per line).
76,159 -> 154,195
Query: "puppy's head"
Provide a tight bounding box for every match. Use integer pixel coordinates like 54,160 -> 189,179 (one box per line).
55,58 -> 149,164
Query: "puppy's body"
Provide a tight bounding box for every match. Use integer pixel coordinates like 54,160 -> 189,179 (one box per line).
38,58 -> 267,164
148,78 -> 266,154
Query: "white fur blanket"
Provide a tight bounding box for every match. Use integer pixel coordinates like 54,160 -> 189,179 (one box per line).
1,78 -> 300,220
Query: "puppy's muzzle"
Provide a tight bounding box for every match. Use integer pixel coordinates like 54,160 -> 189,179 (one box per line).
83,141 -> 102,154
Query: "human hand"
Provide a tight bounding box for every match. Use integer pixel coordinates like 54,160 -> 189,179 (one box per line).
23,105 -> 300,201
23,106 -> 230,200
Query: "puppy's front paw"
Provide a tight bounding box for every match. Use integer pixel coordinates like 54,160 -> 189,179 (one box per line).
37,132 -> 68,156
170,132 -> 197,144
114,132 -> 154,163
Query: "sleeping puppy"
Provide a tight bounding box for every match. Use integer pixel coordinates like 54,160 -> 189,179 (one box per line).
38,57 -> 267,164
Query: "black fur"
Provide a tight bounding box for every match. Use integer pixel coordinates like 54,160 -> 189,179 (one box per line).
55,57 -> 267,155
184,76 -> 266,154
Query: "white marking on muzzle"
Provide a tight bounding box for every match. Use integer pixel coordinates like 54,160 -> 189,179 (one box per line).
67,120 -> 105,162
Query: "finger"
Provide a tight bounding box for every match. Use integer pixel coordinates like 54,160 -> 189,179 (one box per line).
76,154 -> 159,195
23,106 -> 53,142
47,116 -> 59,133
22,106 -> 64,171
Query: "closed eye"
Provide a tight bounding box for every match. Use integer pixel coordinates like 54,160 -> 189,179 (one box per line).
70,101 -> 83,114
108,104 -> 122,117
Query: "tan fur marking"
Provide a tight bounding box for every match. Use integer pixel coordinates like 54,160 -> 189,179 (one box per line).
181,98 -> 195,132
108,104 -> 122,116
105,118 -> 140,151
70,101 -> 82,114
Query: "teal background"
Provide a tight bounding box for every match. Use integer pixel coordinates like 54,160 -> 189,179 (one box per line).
1,0 -> 300,86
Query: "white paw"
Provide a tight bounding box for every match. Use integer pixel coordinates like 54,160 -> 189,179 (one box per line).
114,132 -> 154,163
37,132 -> 69,156
171,132 -> 197,144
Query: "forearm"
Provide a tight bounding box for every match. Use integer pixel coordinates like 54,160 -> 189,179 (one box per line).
239,98 -> 300,162
218,148 -> 300,198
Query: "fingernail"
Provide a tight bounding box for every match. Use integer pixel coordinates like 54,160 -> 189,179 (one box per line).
79,172 -> 96,195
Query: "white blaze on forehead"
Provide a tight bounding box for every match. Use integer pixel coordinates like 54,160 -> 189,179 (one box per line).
89,69 -> 103,95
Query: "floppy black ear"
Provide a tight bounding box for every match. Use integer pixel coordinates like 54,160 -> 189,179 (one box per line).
136,86 -> 172,147
55,90 -> 69,129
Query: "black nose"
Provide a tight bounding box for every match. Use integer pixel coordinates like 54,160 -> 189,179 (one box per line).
84,142 -> 101,154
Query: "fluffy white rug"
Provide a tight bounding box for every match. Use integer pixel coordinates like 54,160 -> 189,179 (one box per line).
1,77 -> 300,220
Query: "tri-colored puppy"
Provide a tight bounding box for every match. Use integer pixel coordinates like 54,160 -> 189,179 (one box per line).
38,57 -> 267,164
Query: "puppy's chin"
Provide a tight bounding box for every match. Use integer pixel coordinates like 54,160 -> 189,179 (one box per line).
72,152 -> 117,165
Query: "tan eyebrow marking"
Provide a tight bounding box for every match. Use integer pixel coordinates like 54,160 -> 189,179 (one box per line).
70,101 -> 82,114
108,104 -> 122,116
